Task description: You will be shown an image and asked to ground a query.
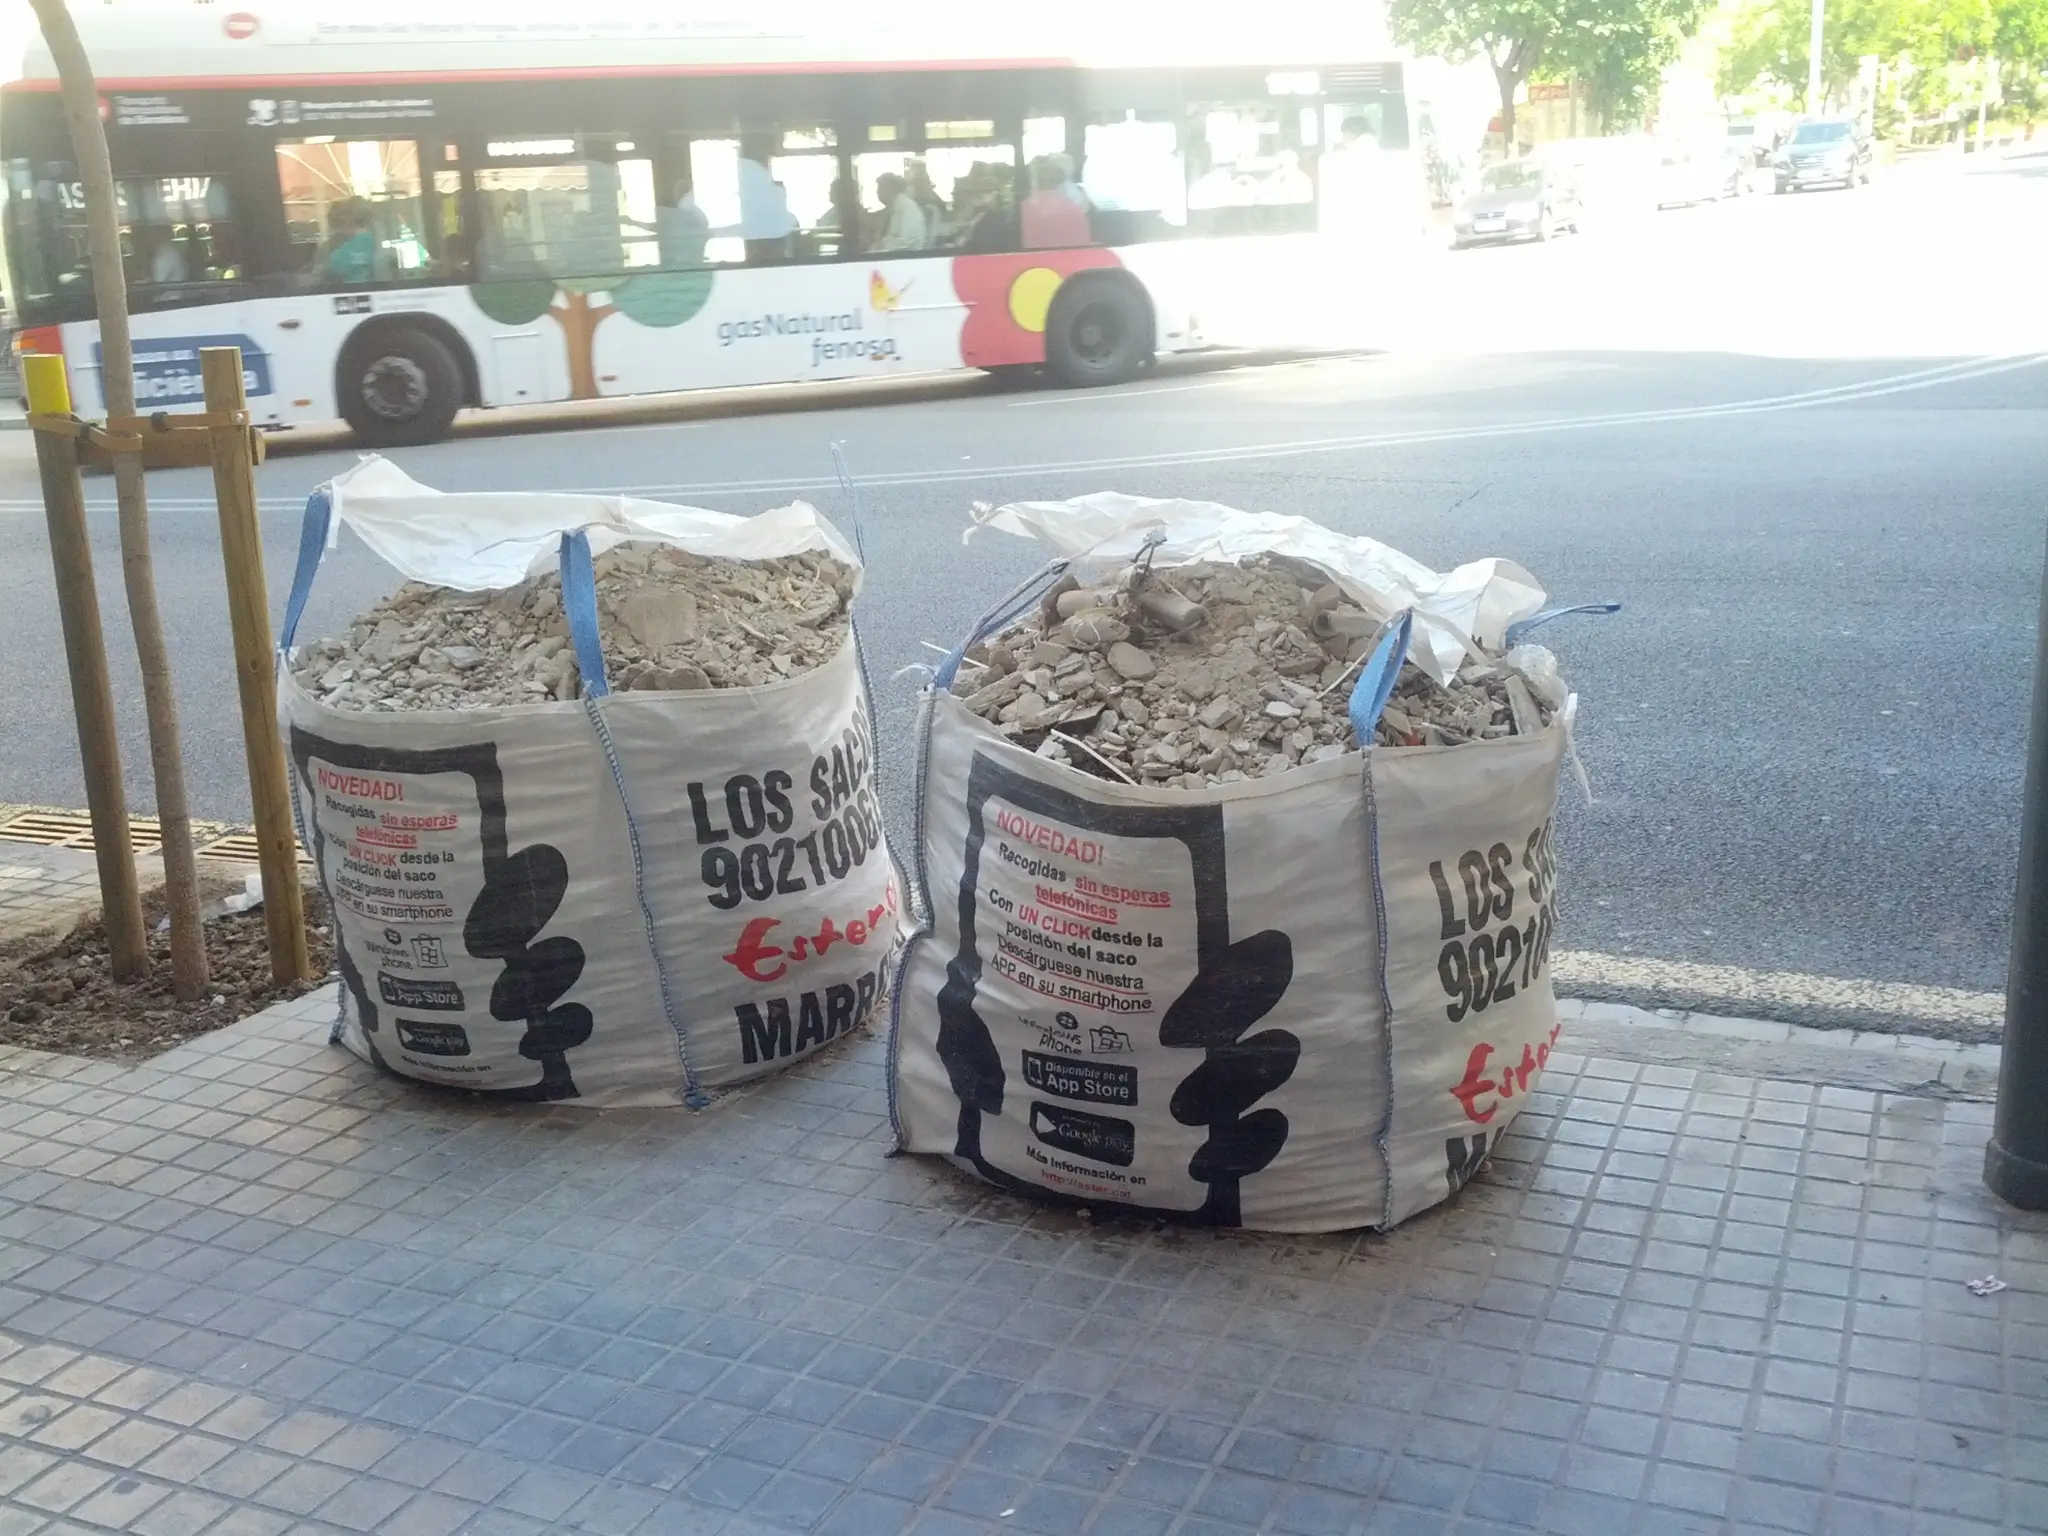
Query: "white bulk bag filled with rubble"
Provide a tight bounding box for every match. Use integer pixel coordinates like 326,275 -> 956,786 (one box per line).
890,495 -> 1579,1231
280,458 -> 899,1107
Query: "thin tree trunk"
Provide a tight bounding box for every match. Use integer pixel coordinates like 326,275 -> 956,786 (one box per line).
30,0 -> 209,1001
1496,67 -> 1521,156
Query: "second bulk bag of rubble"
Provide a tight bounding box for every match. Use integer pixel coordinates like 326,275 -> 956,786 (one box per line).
279,457 -> 898,1107
890,494 -> 1597,1231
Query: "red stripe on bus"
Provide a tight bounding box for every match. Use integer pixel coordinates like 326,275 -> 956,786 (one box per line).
0,59 -> 1076,92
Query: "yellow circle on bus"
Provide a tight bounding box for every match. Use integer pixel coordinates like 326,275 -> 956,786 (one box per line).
1007,267 -> 1062,333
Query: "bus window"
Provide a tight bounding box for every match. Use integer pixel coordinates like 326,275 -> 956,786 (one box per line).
944,151 -> 1020,252
1186,105 -> 1315,237
851,152 -> 927,253
688,128 -> 827,265
474,143 -> 659,282
4,161 -> 240,304
770,126 -> 840,263
847,118 -> 1021,257
921,132 -> 1018,252
1023,116 -> 1067,163
1081,114 -> 1186,244
276,141 -> 431,286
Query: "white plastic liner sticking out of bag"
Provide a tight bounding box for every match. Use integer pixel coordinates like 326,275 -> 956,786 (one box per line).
892,494 -> 1605,1232
279,457 -> 901,1108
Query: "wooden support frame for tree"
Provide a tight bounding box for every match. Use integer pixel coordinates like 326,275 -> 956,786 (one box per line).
22,384 -> 309,984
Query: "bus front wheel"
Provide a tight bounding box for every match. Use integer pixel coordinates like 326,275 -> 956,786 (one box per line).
339,326 -> 462,447
1045,277 -> 1151,388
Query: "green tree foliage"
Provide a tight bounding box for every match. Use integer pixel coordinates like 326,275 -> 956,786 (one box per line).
1565,0 -> 1714,127
1719,0 -> 2044,109
1390,0 -> 1562,150
1995,0 -> 2048,62
470,270 -> 715,399
1393,0 -> 1708,144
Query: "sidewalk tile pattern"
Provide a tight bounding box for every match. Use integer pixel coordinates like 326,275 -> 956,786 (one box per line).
0,988 -> 2042,1535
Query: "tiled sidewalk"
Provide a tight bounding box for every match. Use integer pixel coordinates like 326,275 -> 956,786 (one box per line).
0,989 -> 2043,1536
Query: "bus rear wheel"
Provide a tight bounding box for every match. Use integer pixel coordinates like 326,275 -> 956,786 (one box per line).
338,326 -> 462,447
1045,277 -> 1150,388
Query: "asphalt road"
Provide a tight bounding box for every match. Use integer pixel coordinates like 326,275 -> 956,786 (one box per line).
3,150 -> 2044,1029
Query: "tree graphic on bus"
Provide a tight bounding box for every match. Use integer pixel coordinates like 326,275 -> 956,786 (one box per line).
470,269 -> 714,399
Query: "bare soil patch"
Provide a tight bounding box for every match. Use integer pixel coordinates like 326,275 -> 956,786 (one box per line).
0,884 -> 333,1061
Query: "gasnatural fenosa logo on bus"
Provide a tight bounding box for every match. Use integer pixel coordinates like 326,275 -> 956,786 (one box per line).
712,276 -> 907,370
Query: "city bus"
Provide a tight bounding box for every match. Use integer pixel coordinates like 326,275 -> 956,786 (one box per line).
0,5 -> 1419,446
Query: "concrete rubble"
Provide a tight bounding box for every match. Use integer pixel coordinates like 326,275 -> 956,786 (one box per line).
292,545 -> 854,711
952,555 -> 1559,790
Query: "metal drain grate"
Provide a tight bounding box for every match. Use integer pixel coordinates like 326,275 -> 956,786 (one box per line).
195,831 -> 311,868
0,807 -> 166,854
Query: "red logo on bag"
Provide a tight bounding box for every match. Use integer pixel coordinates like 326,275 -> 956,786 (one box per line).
722,884 -> 898,983
1450,1021 -> 1562,1125
224,12 -> 260,40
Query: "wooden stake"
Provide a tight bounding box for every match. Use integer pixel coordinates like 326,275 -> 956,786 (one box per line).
201,349 -> 309,985
30,0 -> 209,1000
24,355 -> 147,981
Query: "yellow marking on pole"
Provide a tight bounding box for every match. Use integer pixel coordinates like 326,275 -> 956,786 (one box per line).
22,352 -> 71,415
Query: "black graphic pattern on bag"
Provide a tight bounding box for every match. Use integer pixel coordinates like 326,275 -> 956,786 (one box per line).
935,751 -> 1294,1225
1161,931 -> 1299,1226
465,845 -> 590,1100
1445,1128 -> 1495,1195
289,732 -> 590,1099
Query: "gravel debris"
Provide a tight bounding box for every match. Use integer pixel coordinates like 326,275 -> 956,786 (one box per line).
952,555 -> 1558,789
293,545 -> 855,711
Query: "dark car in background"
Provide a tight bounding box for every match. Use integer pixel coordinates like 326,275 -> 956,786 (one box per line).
1776,118 -> 1873,192
1451,161 -> 1582,247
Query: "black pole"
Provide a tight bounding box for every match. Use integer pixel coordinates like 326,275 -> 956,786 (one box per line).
1986,537 -> 2048,1209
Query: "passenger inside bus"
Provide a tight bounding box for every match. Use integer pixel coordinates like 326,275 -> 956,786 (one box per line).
318,199 -> 378,284
439,230 -> 473,282
870,172 -> 928,251
736,154 -> 797,261
1021,155 -> 1092,248
952,161 -> 1021,251
1318,116 -> 1380,241
808,175 -> 864,257
905,161 -> 945,233
657,179 -> 709,268
140,226 -> 188,285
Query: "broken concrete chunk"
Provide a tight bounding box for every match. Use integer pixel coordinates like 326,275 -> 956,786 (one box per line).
617,588 -> 700,651
964,672 -> 1026,715
1106,642 -> 1157,681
